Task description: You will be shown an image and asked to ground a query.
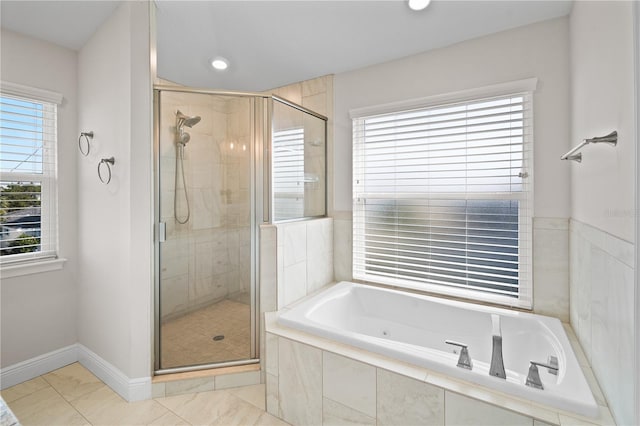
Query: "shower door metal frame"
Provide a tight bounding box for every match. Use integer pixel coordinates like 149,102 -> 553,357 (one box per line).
153,86 -> 269,375
269,95 -> 328,223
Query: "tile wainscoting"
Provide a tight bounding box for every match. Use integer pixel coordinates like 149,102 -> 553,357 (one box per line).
569,219 -> 635,426
265,312 -> 615,426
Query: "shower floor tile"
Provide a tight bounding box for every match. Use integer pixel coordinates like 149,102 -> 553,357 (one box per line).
160,298 -> 251,369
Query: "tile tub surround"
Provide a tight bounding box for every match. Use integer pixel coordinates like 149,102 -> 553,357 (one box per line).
265,313 -> 615,426
569,219 -> 635,426
278,281 -> 595,416
275,217 -> 334,309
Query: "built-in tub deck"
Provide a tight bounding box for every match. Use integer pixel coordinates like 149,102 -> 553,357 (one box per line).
265,282 -> 615,426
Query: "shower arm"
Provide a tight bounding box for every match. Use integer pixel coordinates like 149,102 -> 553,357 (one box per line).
560,131 -> 617,162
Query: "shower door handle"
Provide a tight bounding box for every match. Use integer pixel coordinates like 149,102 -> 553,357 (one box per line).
158,222 -> 167,243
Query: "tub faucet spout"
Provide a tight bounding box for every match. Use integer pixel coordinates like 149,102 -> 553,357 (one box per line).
489,314 -> 506,379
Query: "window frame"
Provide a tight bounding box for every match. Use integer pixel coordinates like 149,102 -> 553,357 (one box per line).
350,78 -> 537,309
0,81 -> 63,275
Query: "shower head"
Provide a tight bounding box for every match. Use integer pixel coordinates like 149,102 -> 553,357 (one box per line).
175,110 -> 201,146
176,110 -> 201,128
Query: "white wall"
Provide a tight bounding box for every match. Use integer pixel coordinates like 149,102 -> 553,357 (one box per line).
569,2 -> 637,425
77,1 -> 152,380
570,1 -> 635,244
0,30 -> 78,367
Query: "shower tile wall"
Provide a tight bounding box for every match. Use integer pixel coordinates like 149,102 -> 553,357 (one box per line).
159,92 -> 251,320
276,218 -> 334,309
270,75 -> 332,218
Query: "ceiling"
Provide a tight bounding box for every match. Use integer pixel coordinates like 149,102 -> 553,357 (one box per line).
1,1 -> 573,92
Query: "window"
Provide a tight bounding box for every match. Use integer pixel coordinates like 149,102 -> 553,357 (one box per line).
272,128 -> 305,220
0,82 -> 60,266
352,82 -> 534,308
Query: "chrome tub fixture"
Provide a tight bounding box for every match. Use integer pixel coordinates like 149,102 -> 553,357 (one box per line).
561,130 -> 618,162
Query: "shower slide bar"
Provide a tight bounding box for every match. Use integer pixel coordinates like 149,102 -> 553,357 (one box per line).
560,130 -> 617,162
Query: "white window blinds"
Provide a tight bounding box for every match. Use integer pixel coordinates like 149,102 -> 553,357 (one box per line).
272,128 -> 305,220
352,92 -> 533,308
0,92 -> 58,264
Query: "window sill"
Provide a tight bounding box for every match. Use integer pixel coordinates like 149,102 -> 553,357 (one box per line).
1,258 -> 67,279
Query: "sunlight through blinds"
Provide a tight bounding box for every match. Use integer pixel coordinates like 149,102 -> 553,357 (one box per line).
272,128 -> 305,220
353,93 -> 533,308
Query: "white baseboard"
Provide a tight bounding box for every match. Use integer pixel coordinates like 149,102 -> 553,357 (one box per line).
0,344 -> 151,402
77,344 -> 151,402
0,344 -> 78,390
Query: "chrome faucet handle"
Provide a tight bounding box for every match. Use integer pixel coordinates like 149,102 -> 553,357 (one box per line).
525,360 -> 559,390
445,340 -> 473,370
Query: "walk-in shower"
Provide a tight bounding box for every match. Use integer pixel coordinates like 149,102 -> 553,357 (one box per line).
154,87 -> 327,373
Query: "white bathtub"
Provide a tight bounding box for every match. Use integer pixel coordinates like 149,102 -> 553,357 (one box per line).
278,281 -> 598,418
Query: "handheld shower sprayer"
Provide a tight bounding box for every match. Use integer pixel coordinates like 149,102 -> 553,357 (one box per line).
174,110 -> 201,224
175,110 -> 201,146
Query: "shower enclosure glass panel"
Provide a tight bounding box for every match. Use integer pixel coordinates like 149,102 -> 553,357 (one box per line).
272,98 -> 326,221
156,90 -> 255,370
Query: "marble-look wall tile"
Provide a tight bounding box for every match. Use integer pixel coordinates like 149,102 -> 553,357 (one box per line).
160,275 -> 189,319
333,215 -> 353,282
260,225 -> 278,314
271,83 -> 303,106
444,392 -> 532,426
278,338 -> 322,425
307,217 -> 333,257
215,371 -> 261,390
302,76 -> 328,98
590,254 -> 634,425
159,92 -> 251,320
266,333 -> 278,376
533,218 -> 569,321
307,218 -> 334,293
282,222 -> 307,267
266,373 -> 279,418
303,93 -> 328,117
323,352 -> 376,418
569,218 -> 635,426
275,218 -> 334,309
151,383 -> 165,399
323,397 -> 376,426
282,261 -> 307,306
165,377 -> 214,396
307,249 -> 333,294
376,368 -> 444,426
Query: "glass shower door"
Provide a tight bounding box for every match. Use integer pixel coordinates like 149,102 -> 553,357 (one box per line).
155,90 -> 255,371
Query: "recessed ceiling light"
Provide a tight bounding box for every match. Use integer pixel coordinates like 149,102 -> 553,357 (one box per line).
211,57 -> 229,71
408,0 -> 431,11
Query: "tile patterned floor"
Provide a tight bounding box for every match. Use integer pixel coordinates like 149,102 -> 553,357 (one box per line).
1,363 -> 288,426
160,299 -> 251,369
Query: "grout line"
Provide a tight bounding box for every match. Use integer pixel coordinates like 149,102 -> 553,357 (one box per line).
40,372 -> 94,426
1,377 -> 51,406
156,397 -> 195,425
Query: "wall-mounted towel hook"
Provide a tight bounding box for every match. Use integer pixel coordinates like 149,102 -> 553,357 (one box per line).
98,157 -> 115,184
78,131 -> 94,156
561,131 -> 617,163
